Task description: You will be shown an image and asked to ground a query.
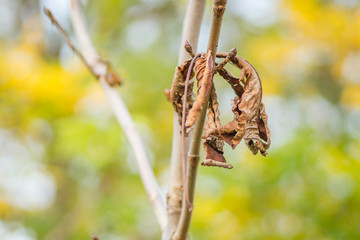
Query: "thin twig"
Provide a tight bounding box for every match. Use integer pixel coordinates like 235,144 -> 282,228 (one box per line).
44,6 -> 122,86
207,0 -> 227,58
172,1 -> 227,239
43,7 -> 96,79
181,54 -> 201,212
44,0 -> 167,230
165,0 -> 206,239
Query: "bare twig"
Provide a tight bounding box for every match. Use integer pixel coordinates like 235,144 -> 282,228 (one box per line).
181,53 -> 201,212
44,7 -> 122,87
207,0 -> 227,58
165,0 -> 206,239
172,1 -> 227,239
43,7 -> 96,78
44,0 -> 167,230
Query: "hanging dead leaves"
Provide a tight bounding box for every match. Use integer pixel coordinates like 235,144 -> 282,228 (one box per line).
168,41 -> 271,169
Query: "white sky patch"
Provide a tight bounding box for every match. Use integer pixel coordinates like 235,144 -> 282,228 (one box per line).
299,96 -> 342,139
263,96 -> 302,149
197,23 -> 211,54
126,19 -> 160,52
0,0 -> 19,37
227,0 -> 279,27
59,42 -> 77,71
341,51 -> 360,84
0,130 -> 56,210
345,108 -> 360,139
0,221 -> 36,240
40,0 -> 71,30
334,0 -> 360,7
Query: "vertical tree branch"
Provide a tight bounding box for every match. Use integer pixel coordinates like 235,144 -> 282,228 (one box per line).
68,0 -> 167,231
207,0 -> 227,59
172,1 -> 227,239
165,0 -> 206,239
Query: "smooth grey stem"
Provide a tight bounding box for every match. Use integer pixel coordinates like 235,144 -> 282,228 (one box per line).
172,1 -> 227,239
165,0 -> 206,239
69,0 -> 167,231
207,0 -> 227,58
171,155 -> 199,240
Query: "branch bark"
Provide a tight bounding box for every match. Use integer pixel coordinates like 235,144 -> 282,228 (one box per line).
172,1 -> 227,239
68,0 -> 167,231
165,0 -> 206,239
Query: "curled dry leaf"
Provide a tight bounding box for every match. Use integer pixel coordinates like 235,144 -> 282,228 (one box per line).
217,67 -> 244,97
169,59 -> 195,126
206,52 -> 271,156
184,40 -> 195,57
185,50 -> 214,129
202,87 -> 233,169
168,45 -> 270,170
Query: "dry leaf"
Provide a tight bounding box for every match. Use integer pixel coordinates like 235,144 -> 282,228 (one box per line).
217,67 -> 244,97
202,87 -> 233,169
206,53 -> 271,156
169,59 -> 195,126
185,50 -> 214,129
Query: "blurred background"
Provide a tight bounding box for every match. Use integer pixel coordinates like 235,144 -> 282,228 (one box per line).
0,0 -> 360,239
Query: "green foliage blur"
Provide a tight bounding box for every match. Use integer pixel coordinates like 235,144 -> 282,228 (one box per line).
0,0 -> 360,239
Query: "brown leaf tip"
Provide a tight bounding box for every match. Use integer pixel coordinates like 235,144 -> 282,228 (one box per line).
228,47 -> 237,59
201,159 -> 233,169
184,41 -> 195,57
43,7 -> 51,16
202,138 -> 233,169
245,138 -> 268,156
43,7 -> 56,23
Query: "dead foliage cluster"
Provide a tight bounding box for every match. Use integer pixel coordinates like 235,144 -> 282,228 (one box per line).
168,42 -> 271,169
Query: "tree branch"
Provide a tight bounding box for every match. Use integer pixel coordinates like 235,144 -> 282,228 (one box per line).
172,1 -> 227,239
165,0 -> 206,239
62,0 -> 167,230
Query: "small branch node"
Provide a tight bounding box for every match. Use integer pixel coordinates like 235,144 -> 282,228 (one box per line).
184,40 -> 195,57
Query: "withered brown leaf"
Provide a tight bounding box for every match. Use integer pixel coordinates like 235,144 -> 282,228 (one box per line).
206,53 -> 271,156
202,87 -> 233,169
185,50 -> 214,129
169,59 -> 195,126
217,67 -> 244,97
